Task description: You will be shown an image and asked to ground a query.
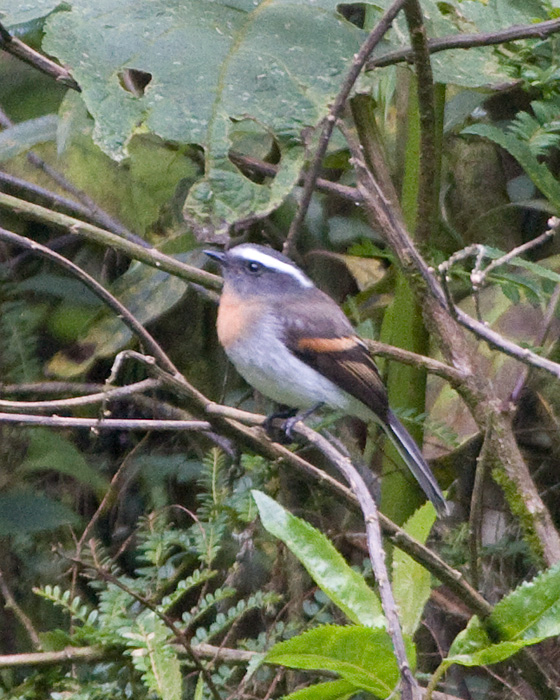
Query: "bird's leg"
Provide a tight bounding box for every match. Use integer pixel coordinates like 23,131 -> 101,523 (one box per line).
263,406 -> 299,443
283,402 -> 324,440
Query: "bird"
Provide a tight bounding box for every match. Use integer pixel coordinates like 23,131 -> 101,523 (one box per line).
205,243 -> 448,516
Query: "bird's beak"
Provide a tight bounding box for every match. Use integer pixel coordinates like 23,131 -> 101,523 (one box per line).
204,249 -> 226,265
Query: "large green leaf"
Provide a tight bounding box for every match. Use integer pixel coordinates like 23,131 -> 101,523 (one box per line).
392,502 -> 437,636
446,564 -> 560,668
252,490 -> 384,628
0,490 -> 80,535
41,0 -> 365,234
266,625 -> 415,699
283,679 -> 359,700
490,562 -> 560,641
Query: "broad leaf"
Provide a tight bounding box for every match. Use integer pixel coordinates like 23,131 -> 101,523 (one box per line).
42,0 -> 365,234
283,679 -> 359,700
447,617 -> 540,668
266,625 -> 415,699
0,490 -> 80,535
252,490 -> 383,627
392,502 -> 437,636
447,564 -> 560,668
490,562 -> 560,641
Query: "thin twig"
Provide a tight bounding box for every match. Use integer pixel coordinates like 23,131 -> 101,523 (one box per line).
0,413 -> 212,431
0,106 -> 147,247
0,378 -> 160,412
470,224 -> 557,290
293,423 -> 419,700
437,222 -> 560,381
0,23 -> 80,90
0,643 -> 255,669
282,0 -> 408,257
0,568 -> 42,650
87,540 -> 224,700
365,337 -> 465,387
0,192 -> 221,289
366,17 -> 560,70
229,151 -> 361,203
0,226 -> 179,374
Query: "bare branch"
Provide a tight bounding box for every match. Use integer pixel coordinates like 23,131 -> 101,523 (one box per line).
0,23 -> 80,90
229,151 -> 361,203
366,17 -> 560,70
282,0 -> 407,257
0,379 -> 161,412
0,193 -> 221,290
292,422 -> 419,700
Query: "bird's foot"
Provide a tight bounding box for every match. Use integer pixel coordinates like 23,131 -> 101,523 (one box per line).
263,407 -> 298,444
264,403 -> 324,443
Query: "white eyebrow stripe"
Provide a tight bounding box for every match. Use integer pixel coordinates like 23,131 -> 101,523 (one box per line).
232,248 -> 314,288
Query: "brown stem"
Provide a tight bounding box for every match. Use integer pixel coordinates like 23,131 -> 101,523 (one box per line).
282,0 -> 408,257
366,17 -> 560,70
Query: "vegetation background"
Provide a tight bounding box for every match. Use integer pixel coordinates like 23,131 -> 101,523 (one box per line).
1,0 -> 560,698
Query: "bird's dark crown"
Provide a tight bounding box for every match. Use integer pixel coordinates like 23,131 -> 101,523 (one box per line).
207,243 -> 314,296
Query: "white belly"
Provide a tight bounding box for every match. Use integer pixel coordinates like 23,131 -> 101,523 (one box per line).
225,319 -> 372,421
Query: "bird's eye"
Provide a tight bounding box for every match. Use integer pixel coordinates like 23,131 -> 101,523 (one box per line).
246,261 -> 262,274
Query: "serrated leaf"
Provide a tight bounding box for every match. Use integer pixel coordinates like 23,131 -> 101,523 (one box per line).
127,611 -> 182,700
0,490 -> 79,535
447,616 -> 538,667
266,625 -> 415,699
252,490 -> 383,628
283,679 -> 359,700
490,562 -> 560,641
0,115 -> 58,162
392,502 -> 436,636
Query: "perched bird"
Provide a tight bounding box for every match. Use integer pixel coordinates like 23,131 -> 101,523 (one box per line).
205,243 -> 447,515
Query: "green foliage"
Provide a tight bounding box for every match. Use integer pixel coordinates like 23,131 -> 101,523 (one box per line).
266,625 -> 416,700
253,490 -> 384,628
444,563 -> 560,670
392,502 -> 437,637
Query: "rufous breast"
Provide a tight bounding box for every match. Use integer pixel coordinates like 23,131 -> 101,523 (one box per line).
216,289 -> 264,350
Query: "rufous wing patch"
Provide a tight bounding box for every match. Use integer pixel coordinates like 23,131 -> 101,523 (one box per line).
297,336 -> 358,353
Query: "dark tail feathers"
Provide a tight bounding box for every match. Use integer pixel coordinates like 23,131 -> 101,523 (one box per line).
384,411 -> 449,516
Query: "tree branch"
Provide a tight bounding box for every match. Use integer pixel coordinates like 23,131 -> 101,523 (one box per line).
0,193 -> 221,289
282,0 -> 408,257
366,17 -> 560,70
0,226 -> 179,374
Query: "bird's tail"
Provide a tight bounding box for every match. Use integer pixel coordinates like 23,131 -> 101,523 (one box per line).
383,410 -> 449,516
